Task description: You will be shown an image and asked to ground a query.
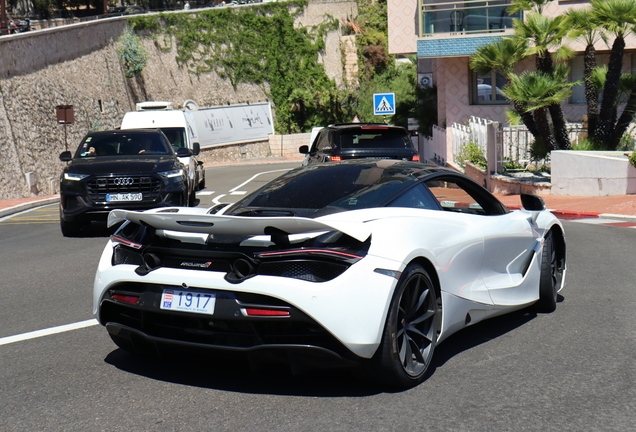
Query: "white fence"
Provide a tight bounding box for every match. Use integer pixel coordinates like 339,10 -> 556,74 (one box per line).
501,123 -> 587,168
451,117 -> 588,170
420,125 -> 448,165
450,116 -> 493,166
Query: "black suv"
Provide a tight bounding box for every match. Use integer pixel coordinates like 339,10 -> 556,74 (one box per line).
299,123 -> 419,164
59,129 -> 192,236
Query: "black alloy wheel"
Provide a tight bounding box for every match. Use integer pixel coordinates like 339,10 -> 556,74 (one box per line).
374,263 -> 441,388
535,230 -> 563,312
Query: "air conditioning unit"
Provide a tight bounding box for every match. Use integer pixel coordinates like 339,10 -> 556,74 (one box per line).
135,101 -> 174,111
418,73 -> 433,89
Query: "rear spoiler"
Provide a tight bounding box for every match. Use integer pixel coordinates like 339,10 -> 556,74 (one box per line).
108,208 -> 372,242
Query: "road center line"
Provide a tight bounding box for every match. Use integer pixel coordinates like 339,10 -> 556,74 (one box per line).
0,319 -> 99,346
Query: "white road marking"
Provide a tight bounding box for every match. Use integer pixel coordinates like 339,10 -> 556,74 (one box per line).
197,191 -> 215,196
0,319 -> 99,347
209,167 -> 293,205
228,168 -> 292,193
212,194 -> 227,205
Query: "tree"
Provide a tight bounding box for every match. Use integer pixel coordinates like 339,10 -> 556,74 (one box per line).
470,37 -> 539,138
503,65 -> 578,158
512,10 -> 573,149
590,0 -> 636,148
564,7 -> 605,138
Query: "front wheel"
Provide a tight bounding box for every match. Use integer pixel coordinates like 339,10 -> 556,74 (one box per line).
373,263 -> 441,388
60,213 -> 82,237
535,230 -> 564,313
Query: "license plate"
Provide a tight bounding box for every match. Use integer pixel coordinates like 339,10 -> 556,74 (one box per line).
106,193 -> 142,202
160,289 -> 216,315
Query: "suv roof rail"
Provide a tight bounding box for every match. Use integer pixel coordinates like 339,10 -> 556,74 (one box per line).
328,122 -> 390,127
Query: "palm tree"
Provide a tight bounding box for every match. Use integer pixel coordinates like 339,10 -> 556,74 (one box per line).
513,12 -> 573,149
610,74 -> 636,148
503,65 -> 577,157
470,38 -> 539,137
508,0 -> 552,15
564,8 -> 606,139
590,0 -> 636,146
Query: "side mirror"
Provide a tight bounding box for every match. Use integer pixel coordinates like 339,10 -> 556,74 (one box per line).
59,151 -> 72,162
177,147 -> 193,157
299,145 -> 309,154
520,194 -> 546,211
192,142 -> 200,155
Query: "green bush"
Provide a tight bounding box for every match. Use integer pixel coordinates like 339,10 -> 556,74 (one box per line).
629,150 -> 636,168
116,28 -> 149,79
457,142 -> 487,170
571,138 -> 607,151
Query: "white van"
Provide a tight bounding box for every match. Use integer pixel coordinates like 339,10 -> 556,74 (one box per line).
120,102 -> 205,206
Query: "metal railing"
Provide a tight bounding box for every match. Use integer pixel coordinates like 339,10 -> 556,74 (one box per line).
419,0 -> 522,37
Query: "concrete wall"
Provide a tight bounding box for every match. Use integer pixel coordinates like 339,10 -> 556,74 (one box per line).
0,1 -> 356,200
551,151 -> 636,196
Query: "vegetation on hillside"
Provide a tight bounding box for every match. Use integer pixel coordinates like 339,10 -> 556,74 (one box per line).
125,0 -> 434,135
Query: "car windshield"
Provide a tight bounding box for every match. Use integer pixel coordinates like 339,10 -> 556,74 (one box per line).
337,128 -> 413,150
75,133 -> 172,157
227,162 -> 419,218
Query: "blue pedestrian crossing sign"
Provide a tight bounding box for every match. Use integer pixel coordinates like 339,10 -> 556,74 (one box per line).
373,93 -> 396,116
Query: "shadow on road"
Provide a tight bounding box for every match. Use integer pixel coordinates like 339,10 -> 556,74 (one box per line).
104,348 -> 382,397
103,301 -> 559,396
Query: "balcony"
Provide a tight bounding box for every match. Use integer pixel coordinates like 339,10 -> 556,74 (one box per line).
419,0 -> 522,37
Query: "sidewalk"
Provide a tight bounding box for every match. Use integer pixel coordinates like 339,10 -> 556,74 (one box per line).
3,192 -> 636,220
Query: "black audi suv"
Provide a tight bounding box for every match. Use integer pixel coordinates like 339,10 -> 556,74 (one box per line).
58,129 -> 192,236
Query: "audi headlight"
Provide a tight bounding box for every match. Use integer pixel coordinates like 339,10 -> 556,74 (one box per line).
64,172 -> 90,181
159,169 -> 185,181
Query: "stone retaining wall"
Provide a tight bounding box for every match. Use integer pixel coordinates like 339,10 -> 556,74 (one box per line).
0,1 -> 357,199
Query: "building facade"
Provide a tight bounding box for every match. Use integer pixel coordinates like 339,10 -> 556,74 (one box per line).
387,0 -> 636,131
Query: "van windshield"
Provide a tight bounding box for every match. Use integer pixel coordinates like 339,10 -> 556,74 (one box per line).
161,128 -> 187,151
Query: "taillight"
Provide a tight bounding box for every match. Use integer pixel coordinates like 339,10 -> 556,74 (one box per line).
257,248 -> 363,260
412,155 -> 420,162
242,308 -> 290,317
330,155 -> 342,162
110,234 -> 143,249
111,294 -> 140,305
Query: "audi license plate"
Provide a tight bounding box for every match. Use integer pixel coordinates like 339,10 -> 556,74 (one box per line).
106,193 -> 142,202
160,289 -> 216,315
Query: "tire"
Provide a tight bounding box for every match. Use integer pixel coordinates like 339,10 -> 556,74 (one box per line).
60,217 -> 81,237
373,263 -> 441,388
535,230 -> 563,313
199,173 -> 206,190
188,188 -> 196,207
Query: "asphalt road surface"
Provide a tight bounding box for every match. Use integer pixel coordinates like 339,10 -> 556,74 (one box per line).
0,162 -> 634,431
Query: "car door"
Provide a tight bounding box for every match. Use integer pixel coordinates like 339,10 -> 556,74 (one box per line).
307,129 -> 333,164
425,176 -> 540,306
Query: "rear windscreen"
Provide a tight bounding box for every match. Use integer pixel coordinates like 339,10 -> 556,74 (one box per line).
337,129 -> 412,149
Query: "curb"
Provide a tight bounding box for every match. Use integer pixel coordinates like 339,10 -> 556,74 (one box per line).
0,197 -> 59,219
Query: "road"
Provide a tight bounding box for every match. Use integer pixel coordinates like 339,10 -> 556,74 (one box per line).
0,162 -> 635,431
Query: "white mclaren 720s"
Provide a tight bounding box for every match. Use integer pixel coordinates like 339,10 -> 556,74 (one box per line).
93,159 -> 566,388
